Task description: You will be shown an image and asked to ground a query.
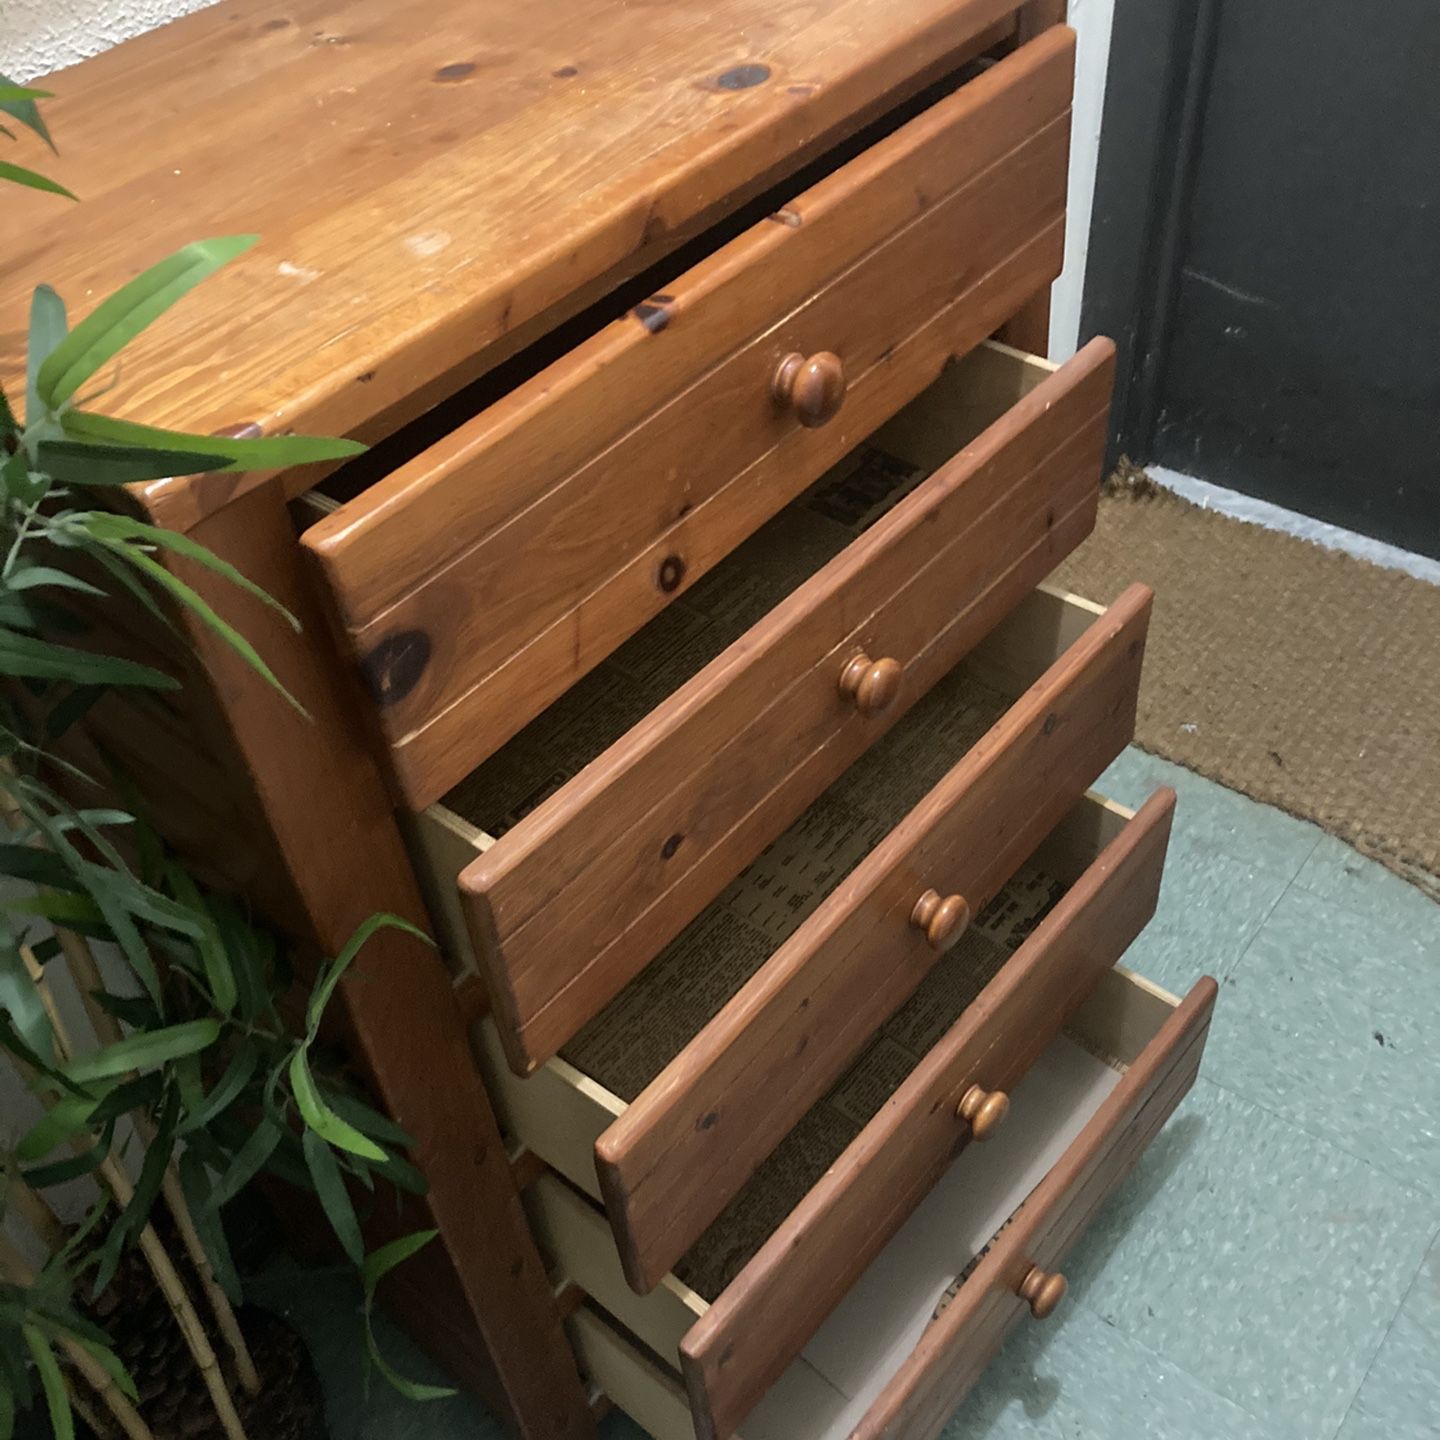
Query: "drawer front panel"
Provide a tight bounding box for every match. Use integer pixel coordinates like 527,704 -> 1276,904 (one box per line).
303,29 -> 1077,808
463,339 -> 1115,1076
851,976 -> 1218,1440
596,584 -> 1154,1292
679,787 -> 1177,1440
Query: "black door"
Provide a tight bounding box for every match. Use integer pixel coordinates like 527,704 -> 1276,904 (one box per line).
1084,0 -> 1440,559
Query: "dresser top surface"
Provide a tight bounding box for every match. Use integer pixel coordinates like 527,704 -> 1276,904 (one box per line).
1,0 -> 1007,506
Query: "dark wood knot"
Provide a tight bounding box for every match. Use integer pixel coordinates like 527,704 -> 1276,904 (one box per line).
714,63 -> 770,90
657,554 -> 686,593
633,295 -> 673,334
362,630 -> 431,707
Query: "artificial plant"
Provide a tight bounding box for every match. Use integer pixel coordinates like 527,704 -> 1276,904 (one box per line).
0,72 -> 452,1439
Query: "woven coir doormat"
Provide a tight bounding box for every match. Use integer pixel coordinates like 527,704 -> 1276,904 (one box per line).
1049,473 -> 1440,897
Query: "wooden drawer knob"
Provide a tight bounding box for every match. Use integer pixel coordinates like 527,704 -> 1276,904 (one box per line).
772,350 -> 846,427
910,889 -> 969,950
956,1084 -> 1009,1140
1018,1265 -> 1067,1320
838,653 -> 902,715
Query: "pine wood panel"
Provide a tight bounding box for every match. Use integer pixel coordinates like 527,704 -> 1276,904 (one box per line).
851,976 -> 1217,1440
679,788 -> 1176,1440
146,481 -> 595,1439
302,30 -> 1076,806
462,338 -> 1115,1077
0,0 -> 1035,533
595,584 -> 1154,1293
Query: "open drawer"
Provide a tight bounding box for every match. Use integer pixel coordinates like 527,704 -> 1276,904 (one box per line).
300,29 -> 1076,810
526,794 -> 1216,1440
468,571 -> 1151,1271
405,336 -> 1115,1080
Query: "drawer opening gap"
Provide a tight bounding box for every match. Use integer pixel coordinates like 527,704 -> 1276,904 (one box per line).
296,57 -> 1002,513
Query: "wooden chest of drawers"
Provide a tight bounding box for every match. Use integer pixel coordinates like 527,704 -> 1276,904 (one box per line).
1,3 -> 1216,1437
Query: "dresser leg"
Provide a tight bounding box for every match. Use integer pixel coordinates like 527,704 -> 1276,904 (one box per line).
142,478 -> 596,1440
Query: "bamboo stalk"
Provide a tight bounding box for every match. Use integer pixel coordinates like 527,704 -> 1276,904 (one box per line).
66,1378 -> 116,1439
57,927 -> 261,1394
0,1235 -> 154,1440
19,950 -> 253,1440
6,1176 -> 69,1257
54,926 -> 123,1048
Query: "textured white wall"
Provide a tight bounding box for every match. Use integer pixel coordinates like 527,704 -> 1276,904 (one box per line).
1050,0 -> 1116,360
1,0 -> 219,81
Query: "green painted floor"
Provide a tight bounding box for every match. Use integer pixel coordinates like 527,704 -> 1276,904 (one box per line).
255,747 -> 1440,1440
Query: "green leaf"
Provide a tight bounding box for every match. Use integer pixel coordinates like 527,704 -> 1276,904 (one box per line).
106,542 -> 306,712
206,1114 -> 282,1210
0,385 -> 20,450
301,1127 -> 365,1265
124,1089 -> 176,1232
62,1019 -> 220,1084
90,990 -> 160,1030
86,1072 -> 163,1127
362,1229 -> 439,1295
36,236 -> 259,410
163,862 -> 235,1013
0,161 -> 73,200
80,510 -> 301,631
0,1368 -> 14,1440
178,1044 -> 258,1135
21,1122 -> 113,1187
324,1091 -> 415,1151
46,1194 -> 110,1275
2,891 -> 105,932
363,1298 -> 456,1402
211,899 -> 277,1026
0,940 -> 52,1059
178,1151 -> 241,1304
0,628 -> 177,689
5,565 -> 104,597
73,1339 -> 139,1404
288,1047 -> 386,1161
62,411 -> 365,470
373,1152 -> 428,1196
26,286 -> 66,427
0,84 -> 51,106
35,438 -> 233,486
307,912 -> 432,1037
44,683 -> 104,739
0,842 -> 86,891
0,1313 -> 33,1411
0,74 -> 56,151
83,544 -> 175,632
16,1095 -> 97,1162
91,1091 -> 178,1297
175,1051 -> 204,1116
0,1014 -> 87,1098
21,1327 -> 73,1440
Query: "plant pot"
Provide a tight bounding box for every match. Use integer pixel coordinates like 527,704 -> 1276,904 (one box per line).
83,1237 -> 329,1440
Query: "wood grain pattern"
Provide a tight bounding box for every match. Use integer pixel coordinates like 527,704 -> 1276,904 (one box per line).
851,976 -> 1217,1440
678,788 -> 1176,1440
595,583 -> 1154,1293
461,338 -> 1114,1077
0,0 -> 1035,533
303,29 -> 1076,805
147,481 -> 595,1439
